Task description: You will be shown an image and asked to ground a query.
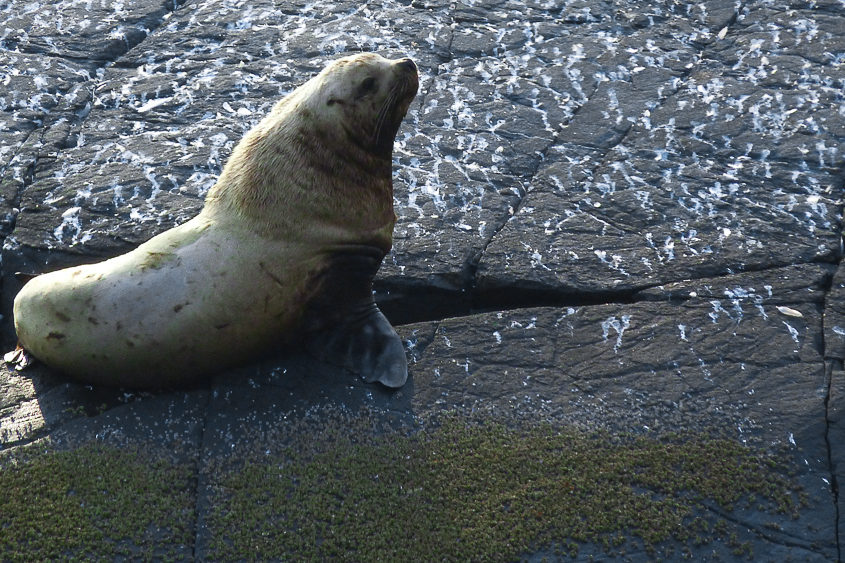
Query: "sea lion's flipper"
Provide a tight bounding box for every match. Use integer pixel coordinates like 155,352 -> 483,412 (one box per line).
308,303 -> 408,388
4,344 -> 35,371
360,310 -> 408,387
304,248 -> 408,388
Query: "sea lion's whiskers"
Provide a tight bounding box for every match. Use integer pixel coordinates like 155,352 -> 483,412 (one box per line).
373,86 -> 400,145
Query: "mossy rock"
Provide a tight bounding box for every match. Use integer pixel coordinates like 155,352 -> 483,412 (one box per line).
0,442 -> 195,561
0,409 -> 808,561
205,414 -> 805,561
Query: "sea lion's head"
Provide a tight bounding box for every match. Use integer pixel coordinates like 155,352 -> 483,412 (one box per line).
310,53 -> 419,158
205,53 -> 418,237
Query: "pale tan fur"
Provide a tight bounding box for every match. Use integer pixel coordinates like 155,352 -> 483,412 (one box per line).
204,53 -> 415,252
12,53 -> 418,387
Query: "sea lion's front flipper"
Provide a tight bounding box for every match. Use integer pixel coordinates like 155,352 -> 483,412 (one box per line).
308,302 -> 408,388
304,249 -> 408,388
356,307 -> 408,387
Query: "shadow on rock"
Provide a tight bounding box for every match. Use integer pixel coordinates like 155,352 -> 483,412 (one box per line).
1,342 -> 417,459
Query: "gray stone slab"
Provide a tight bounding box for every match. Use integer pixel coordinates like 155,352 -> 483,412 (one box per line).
400,267 -> 837,558
0,0 -> 842,559
0,361 -> 208,455
0,0 -> 178,64
1,362 -> 88,448
477,2 -> 845,298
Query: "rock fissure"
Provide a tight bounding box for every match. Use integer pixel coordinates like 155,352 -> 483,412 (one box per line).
701,502 -> 822,553
405,257 -> 835,330
0,127 -> 46,308
0,1 -> 842,558
822,242 -> 843,562
0,125 -> 36,187
467,132 -> 559,280
404,318 -> 441,359
825,360 -> 842,562
461,68 -> 598,295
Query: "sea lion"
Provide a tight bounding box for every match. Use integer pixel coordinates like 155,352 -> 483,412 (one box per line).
9,52 -> 418,389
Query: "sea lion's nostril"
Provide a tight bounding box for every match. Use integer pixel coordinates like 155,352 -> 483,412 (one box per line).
397,58 -> 417,73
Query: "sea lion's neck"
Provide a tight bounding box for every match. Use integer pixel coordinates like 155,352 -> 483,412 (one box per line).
204,101 -> 395,250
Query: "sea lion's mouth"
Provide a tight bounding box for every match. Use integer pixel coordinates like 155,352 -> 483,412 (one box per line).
371,58 -> 419,157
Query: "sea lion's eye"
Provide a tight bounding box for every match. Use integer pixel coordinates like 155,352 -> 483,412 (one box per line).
358,77 -> 378,97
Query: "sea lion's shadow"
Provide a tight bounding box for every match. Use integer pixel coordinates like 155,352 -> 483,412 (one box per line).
14,345 -> 415,455
199,347 -> 417,460
209,345 -> 416,427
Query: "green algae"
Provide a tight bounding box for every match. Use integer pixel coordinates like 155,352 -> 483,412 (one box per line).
0,412 -> 807,561
206,416 -> 805,560
0,443 -> 195,561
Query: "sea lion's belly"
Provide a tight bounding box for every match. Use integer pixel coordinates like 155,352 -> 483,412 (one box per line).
13,217 -> 320,387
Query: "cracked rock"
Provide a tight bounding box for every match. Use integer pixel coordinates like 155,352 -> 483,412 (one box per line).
0,0 -> 843,560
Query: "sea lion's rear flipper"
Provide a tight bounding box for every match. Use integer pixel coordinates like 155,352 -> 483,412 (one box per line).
304,248 -> 408,388
4,344 -> 36,371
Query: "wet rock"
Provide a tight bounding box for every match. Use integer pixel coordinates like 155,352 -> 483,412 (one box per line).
0,0 -> 842,559
406,265 -> 831,433
825,263 -> 845,361
400,263 -> 837,559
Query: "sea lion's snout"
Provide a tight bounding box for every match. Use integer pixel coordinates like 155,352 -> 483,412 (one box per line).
393,57 -> 419,102
396,58 -> 418,91
397,58 -> 417,73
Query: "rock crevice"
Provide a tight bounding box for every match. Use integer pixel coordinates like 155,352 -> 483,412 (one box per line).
0,0 -> 843,559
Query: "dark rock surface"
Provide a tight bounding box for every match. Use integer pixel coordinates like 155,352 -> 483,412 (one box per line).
0,0 -> 843,560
